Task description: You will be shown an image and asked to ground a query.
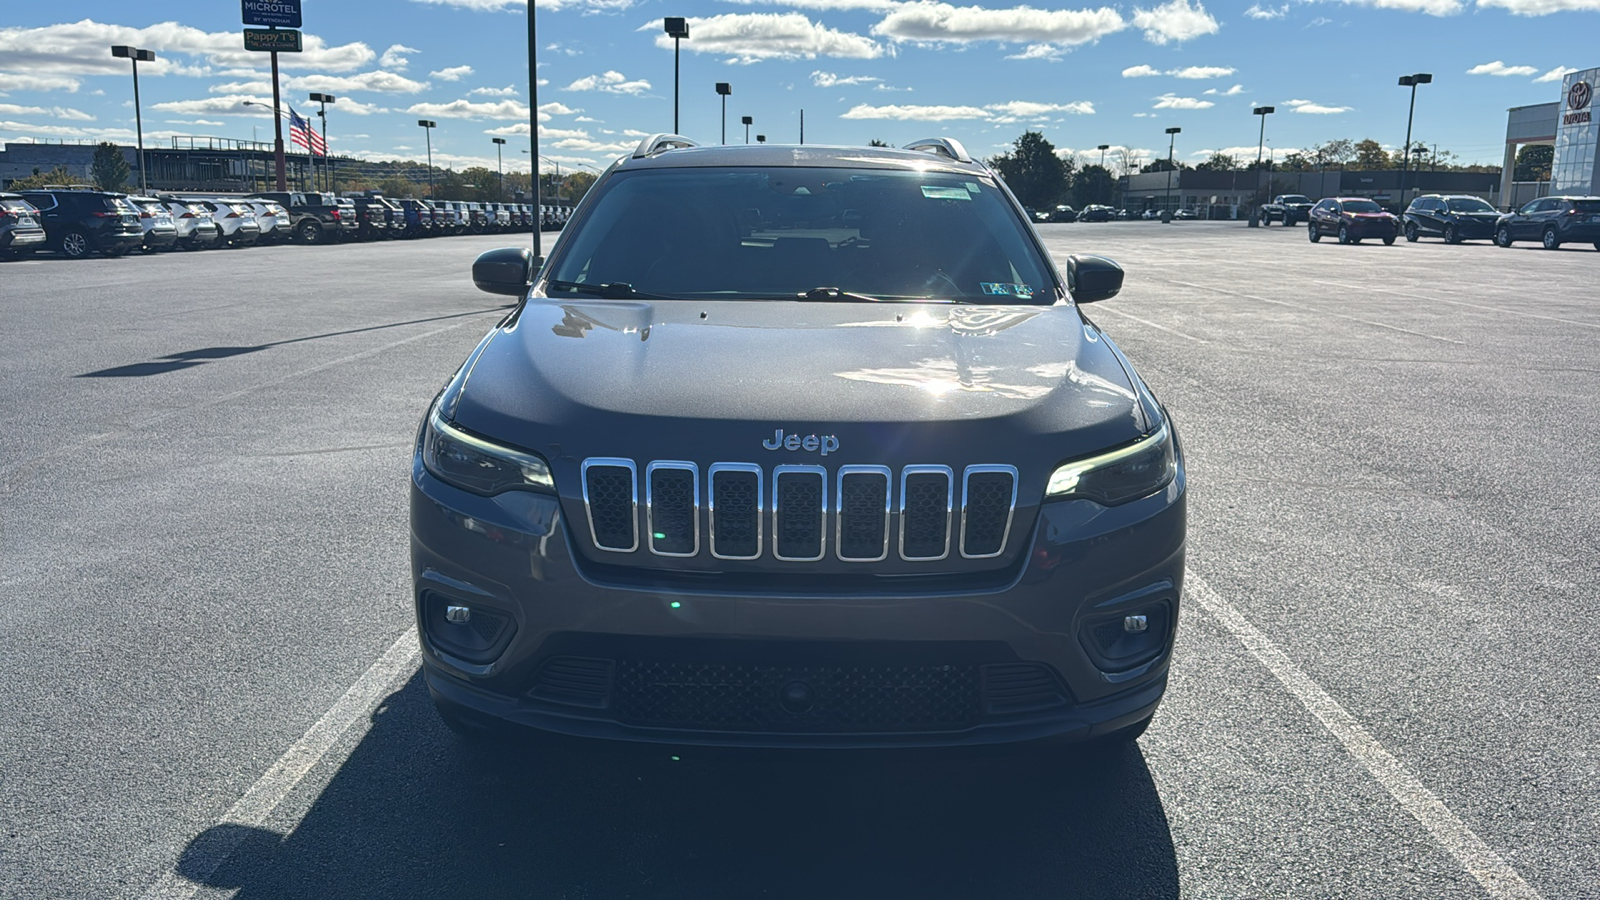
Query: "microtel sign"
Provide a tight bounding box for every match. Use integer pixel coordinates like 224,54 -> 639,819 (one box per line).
241,0 -> 302,28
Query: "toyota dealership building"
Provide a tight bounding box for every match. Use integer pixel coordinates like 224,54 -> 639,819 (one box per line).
1502,66 -> 1599,206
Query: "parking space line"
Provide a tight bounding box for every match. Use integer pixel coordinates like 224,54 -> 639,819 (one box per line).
1308,280 -> 1600,332
1186,572 -> 1545,900
1090,305 -> 1209,343
1163,279 -> 1465,345
137,628 -> 420,900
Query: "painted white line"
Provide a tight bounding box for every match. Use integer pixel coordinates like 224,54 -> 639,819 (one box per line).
1186,572 -> 1545,900
138,628 -> 420,900
1163,279 -> 1465,345
1091,305 -> 1209,343
1308,280 -> 1600,332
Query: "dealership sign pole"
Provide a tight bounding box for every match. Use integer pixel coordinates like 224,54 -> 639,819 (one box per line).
242,0 -> 303,191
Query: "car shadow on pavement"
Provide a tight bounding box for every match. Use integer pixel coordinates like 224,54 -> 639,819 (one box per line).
177,671 -> 1179,899
77,307 -> 513,378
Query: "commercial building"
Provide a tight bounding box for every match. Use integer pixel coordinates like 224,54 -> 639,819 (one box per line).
1,137 -> 325,192
1499,65 -> 1599,207
1119,167 -> 1501,218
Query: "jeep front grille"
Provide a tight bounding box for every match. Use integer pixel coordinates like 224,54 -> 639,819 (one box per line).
582,459 -> 1017,562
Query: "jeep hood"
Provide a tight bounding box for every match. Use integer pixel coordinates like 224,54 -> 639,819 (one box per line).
449,299 -> 1148,467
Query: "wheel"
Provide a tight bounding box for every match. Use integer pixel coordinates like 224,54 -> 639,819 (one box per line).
59,229 -> 91,259
1260,212 -> 1271,226
1338,224 -> 1351,245
1405,222 -> 1419,242
1543,226 -> 1560,250
1496,226 -> 1513,248
1443,224 -> 1458,244
296,220 -> 323,245
1308,224 -> 1320,242
1382,236 -> 1396,245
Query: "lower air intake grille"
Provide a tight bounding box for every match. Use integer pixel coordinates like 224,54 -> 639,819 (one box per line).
613,660 -> 981,732
529,657 -> 614,709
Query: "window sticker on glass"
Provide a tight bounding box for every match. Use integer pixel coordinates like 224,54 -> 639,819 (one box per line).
964,182 -> 983,194
921,186 -> 971,201
980,283 -> 1035,297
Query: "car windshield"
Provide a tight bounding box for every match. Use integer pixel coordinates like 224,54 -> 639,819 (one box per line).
1446,197 -> 1495,212
546,166 -> 1055,304
1343,200 -> 1382,213
1282,195 -> 1310,204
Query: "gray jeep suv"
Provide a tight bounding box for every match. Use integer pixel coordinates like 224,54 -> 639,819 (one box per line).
411,135 -> 1186,750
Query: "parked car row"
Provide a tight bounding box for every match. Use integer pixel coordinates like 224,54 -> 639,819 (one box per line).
0,186 -> 571,260
1303,193 -> 1600,250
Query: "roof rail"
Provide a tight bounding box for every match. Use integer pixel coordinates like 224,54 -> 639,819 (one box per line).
631,133 -> 699,159
902,138 -> 971,163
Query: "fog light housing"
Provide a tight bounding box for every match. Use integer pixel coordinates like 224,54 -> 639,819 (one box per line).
423,592 -> 515,664
1080,601 -> 1171,672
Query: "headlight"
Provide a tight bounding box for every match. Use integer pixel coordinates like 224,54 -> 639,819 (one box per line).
1046,422 -> 1175,506
422,406 -> 554,495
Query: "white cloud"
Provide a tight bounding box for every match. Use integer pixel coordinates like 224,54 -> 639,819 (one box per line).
1337,0 -> 1463,14
986,100 -> 1094,120
430,65 -> 476,81
643,14 -> 883,62
151,94 -> 273,116
291,71 -> 431,93
1534,65 -> 1578,83
209,80 -> 273,95
380,44 -> 419,70
720,0 -> 903,9
163,118 -> 225,126
812,71 -> 883,87
0,73 -> 81,93
471,84 -> 520,96
1467,60 -> 1538,76
1244,3 -> 1288,17
1004,43 -> 1067,60
413,0 -> 640,11
0,102 -> 94,121
564,71 -> 652,95
842,103 -> 990,120
1153,93 -> 1214,109
406,98 -> 530,119
1132,0 -> 1220,44
1171,65 -> 1234,78
0,19 -> 375,76
1123,64 -> 1162,77
1203,84 -> 1245,95
1285,98 -> 1351,114
1474,0 -> 1600,12
871,3 -> 1127,50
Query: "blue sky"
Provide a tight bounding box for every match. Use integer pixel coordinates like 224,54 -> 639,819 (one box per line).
1,0 -> 1595,175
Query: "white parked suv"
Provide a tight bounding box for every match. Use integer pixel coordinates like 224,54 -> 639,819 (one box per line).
239,198 -> 290,244
158,197 -> 222,250
188,198 -> 261,248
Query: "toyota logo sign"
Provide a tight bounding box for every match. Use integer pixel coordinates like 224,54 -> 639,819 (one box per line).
1570,80 -> 1593,111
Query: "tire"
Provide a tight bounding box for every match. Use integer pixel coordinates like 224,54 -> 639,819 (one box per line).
1382,236 -> 1396,245
296,220 -> 323,245
1338,225 -> 1351,245
59,229 -> 91,259
1496,226 -> 1513,248
1308,224 -> 1320,243
1542,226 -> 1560,250
1443,224 -> 1458,244
1405,222 -> 1419,242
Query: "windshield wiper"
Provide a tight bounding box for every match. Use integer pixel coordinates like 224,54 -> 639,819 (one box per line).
798,287 -> 890,303
545,279 -> 674,300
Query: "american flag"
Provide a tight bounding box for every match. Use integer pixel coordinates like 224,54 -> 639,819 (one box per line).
288,108 -> 326,156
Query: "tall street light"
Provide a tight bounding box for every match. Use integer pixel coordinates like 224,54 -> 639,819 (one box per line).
664,17 -> 689,135
1252,106 -> 1274,226
1397,73 -> 1432,206
492,137 -> 507,200
309,92 -> 336,192
418,120 -> 437,198
1164,126 -> 1181,222
111,45 -> 155,193
716,82 -> 731,145
741,115 -> 752,144
1097,143 -> 1110,168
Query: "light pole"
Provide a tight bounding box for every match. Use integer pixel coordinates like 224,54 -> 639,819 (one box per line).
1097,143 -> 1110,169
756,134 -> 766,143
111,45 -> 155,193
664,17 -> 689,135
1397,73 -> 1432,206
1163,126 -> 1181,222
492,137 -> 507,200
741,115 -> 752,144
309,92 -> 335,192
1251,106 -> 1274,226
418,119 -> 437,198
716,82 -> 731,145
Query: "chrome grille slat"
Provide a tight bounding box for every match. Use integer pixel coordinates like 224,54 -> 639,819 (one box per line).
646,461 -> 699,557
836,466 -> 891,562
960,465 -> 1018,559
581,458 -> 638,552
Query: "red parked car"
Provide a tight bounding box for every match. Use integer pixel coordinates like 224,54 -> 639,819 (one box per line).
1308,197 -> 1399,245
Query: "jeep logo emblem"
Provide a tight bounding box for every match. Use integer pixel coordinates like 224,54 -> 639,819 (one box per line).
762,428 -> 839,456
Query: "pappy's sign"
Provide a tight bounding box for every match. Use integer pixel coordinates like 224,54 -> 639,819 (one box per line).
244,28 -> 302,52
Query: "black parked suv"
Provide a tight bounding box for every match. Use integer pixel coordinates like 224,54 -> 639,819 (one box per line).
16,187 -> 144,259
1495,195 -> 1600,250
245,191 -> 358,244
1403,194 -> 1501,243
349,195 -> 397,240
413,135 -> 1186,752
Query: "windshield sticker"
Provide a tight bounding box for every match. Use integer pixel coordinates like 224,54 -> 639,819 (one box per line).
964,182 -> 983,194
980,283 -> 1034,297
921,186 -> 972,201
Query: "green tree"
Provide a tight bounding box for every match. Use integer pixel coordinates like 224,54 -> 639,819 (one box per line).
1069,163 -> 1115,208
1353,138 -> 1390,170
1140,158 -> 1188,173
987,131 -> 1069,209
6,166 -> 75,190
91,142 -> 130,192
867,139 -> 890,147
1194,152 -> 1239,171
1514,145 -> 1553,181
1277,152 -> 1312,172
1311,139 -> 1354,169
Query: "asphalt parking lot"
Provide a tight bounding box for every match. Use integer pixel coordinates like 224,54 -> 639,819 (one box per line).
2,223 -> 1596,899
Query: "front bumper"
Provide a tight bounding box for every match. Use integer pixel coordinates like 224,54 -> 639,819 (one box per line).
410,455 -> 1186,748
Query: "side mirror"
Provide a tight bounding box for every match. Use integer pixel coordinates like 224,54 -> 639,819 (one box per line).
472,247 -> 541,296
1066,255 -> 1124,304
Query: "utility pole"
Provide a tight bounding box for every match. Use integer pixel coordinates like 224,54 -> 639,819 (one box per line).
1164,126 -> 1181,223
418,120 -> 436,197
1251,107 -> 1274,226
